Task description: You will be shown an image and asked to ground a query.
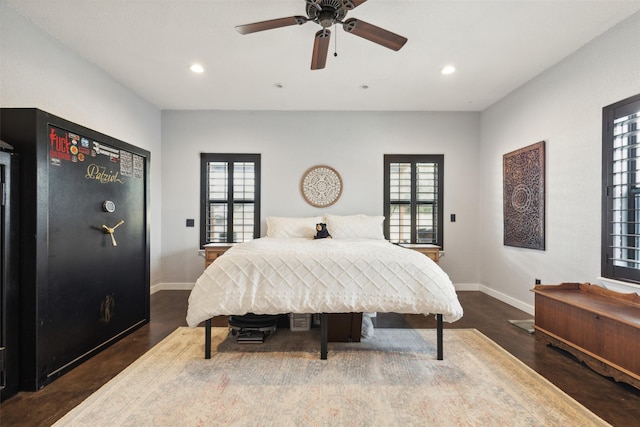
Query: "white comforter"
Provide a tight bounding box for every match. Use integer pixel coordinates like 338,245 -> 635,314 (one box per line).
187,238 -> 463,327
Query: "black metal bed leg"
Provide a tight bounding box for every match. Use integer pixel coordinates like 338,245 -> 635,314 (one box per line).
320,313 -> 328,360
205,318 -> 212,359
436,313 -> 443,360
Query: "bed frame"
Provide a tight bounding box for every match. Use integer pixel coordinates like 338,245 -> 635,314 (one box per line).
203,313 -> 445,360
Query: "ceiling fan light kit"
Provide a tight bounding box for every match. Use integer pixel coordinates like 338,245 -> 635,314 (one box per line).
235,0 -> 407,70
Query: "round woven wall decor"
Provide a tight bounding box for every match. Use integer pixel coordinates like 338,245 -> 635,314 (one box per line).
300,165 -> 343,208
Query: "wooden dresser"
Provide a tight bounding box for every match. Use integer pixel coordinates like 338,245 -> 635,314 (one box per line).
203,243 -> 234,267
532,282 -> 640,390
400,244 -> 441,264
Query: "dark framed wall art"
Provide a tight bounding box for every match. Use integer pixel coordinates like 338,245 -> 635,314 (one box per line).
503,141 -> 545,250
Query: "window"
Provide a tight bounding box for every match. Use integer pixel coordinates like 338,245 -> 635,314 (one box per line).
200,153 -> 260,247
384,155 -> 444,246
602,94 -> 640,283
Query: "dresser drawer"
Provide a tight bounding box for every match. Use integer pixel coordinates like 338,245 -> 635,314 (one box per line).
400,244 -> 440,264
203,244 -> 233,267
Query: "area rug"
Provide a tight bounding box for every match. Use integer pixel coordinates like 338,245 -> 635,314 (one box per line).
53,327 -> 609,426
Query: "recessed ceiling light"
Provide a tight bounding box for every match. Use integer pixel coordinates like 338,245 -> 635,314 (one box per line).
441,65 -> 456,75
190,63 -> 204,73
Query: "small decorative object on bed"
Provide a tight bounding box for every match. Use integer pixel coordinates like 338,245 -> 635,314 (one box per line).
314,223 -> 331,239
187,215 -> 463,361
503,141 -> 545,250
300,165 -> 343,207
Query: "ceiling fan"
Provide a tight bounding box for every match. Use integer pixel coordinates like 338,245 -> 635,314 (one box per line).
235,0 -> 408,70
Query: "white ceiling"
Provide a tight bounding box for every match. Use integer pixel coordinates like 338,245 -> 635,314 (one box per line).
6,0 -> 640,111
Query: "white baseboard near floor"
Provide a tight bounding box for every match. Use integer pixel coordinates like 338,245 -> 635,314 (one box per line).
453,283 -> 481,292
150,282 -> 195,294
452,283 -> 534,315
479,285 -> 534,316
151,281 -> 535,316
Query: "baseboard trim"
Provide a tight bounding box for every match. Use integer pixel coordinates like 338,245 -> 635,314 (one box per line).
479,285 -> 534,316
453,283 -> 481,291
151,282 -> 195,294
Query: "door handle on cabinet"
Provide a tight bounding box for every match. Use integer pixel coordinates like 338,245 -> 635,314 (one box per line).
101,220 -> 125,246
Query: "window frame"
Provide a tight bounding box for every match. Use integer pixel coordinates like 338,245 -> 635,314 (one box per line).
602,93 -> 640,283
199,153 -> 261,248
383,154 -> 444,247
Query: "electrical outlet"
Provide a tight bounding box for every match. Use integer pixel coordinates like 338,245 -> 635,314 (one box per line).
186,218 -> 195,227
450,214 -> 456,222
535,279 -> 541,285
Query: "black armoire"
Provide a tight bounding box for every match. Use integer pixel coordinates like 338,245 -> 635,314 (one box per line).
0,144 -> 20,401
0,108 -> 150,392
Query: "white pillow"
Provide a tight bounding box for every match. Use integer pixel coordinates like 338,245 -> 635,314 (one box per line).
325,214 -> 385,240
266,216 -> 324,239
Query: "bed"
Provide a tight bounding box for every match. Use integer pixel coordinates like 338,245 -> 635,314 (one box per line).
187,214 -> 464,360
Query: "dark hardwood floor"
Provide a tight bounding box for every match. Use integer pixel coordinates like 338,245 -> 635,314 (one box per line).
1,291 -> 639,426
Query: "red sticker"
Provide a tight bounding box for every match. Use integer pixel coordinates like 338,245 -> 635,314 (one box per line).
49,127 -> 71,161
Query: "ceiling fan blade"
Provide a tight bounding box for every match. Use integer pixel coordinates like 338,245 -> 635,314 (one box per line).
235,16 -> 308,35
344,0 -> 368,9
311,29 -> 331,70
342,18 -> 407,51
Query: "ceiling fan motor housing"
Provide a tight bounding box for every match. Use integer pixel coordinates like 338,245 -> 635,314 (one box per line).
306,0 -> 350,27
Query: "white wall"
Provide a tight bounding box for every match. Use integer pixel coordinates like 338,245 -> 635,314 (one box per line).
160,110 -> 481,287
6,0 -> 638,313
479,12 -> 640,312
0,3 -> 163,286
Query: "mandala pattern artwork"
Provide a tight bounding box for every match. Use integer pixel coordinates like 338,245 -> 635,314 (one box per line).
301,165 -> 343,207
